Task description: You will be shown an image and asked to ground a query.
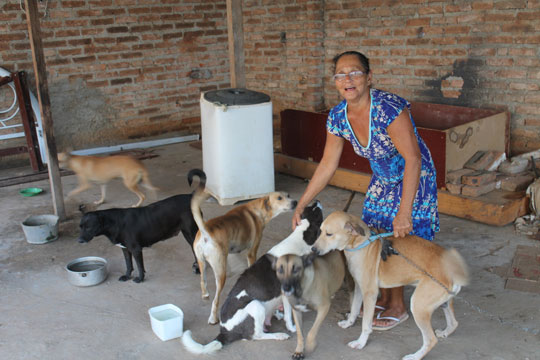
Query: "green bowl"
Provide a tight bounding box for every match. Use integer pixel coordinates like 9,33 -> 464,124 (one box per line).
19,187 -> 43,197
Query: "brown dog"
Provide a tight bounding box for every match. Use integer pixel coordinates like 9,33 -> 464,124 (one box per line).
311,211 -> 469,360
190,174 -> 297,324
58,152 -> 158,207
273,251 -> 346,359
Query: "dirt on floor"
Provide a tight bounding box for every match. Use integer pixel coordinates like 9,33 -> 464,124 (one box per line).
0,141 -> 539,360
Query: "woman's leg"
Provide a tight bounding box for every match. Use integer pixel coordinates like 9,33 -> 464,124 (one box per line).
372,286 -> 408,328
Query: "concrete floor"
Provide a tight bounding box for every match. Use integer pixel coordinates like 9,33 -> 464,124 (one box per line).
1,141 -> 539,360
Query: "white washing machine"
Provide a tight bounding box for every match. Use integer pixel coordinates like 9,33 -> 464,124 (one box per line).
199,88 -> 274,205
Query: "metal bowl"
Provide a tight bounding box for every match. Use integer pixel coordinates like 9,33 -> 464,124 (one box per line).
66,256 -> 108,287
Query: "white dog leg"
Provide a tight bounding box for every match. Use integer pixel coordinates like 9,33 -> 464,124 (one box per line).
435,300 -> 458,338
250,302 -> 289,341
339,282 -> 362,329
348,292 -> 376,350
282,296 -> 296,332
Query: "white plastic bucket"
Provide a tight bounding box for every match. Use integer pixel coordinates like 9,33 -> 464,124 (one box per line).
21,214 -> 59,244
148,304 -> 184,341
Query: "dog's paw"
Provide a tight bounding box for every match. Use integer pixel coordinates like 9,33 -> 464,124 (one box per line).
208,315 -> 219,325
435,329 -> 449,338
402,354 -> 421,360
118,275 -> 131,282
338,319 -> 354,329
274,332 -> 290,340
286,323 -> 296,333
133,277 -> 143,283
292,352 -> 304,360
202,293 -> 209,300
348,339 -> 366,350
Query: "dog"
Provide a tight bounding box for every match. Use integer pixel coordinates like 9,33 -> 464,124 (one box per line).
76,169 -> 206,282
190,172 -> 298,324
181,201 -> 323,354
311,211 -> 470,360
58,152 -> 158,207
273,250 -> 346,359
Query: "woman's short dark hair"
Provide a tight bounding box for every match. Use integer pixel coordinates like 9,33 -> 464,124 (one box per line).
332,51 -> 370,74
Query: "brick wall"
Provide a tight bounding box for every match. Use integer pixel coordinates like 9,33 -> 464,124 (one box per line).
1,0 -> 539,156
0,0 -> 230,150
244,0 -> 540,155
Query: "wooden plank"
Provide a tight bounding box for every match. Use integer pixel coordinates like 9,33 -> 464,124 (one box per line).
275,153 -> 528,226
24,0 -> 66,220
0,169 -> 74,188
226,0 -> 246,88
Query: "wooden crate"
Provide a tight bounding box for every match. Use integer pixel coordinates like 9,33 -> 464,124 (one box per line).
280,103 -> 509,189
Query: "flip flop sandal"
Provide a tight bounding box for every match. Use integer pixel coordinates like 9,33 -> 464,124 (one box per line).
372,312 -> 409,331
359,305 -> 386,318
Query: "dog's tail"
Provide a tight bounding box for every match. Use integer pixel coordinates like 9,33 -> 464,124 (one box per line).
182,330 -> 223,355
139,169 -> 159,193
442,248 -> 470,287
188,169 -> 209,236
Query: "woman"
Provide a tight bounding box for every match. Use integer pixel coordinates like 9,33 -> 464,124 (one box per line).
292,51 -> 439,330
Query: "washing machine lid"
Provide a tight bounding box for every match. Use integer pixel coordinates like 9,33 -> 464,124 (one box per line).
203,88 -> 270,106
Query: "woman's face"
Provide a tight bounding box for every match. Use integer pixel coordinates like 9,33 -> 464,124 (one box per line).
334,54 -> 371,102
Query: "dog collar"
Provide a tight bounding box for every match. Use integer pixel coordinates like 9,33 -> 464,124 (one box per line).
345,232 -> 394,252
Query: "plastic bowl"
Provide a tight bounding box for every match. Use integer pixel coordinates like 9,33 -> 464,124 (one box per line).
19,187 -> 43,197
148,304 -> 184,341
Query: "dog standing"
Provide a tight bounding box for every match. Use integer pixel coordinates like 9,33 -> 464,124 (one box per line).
58,152 -> 158,207
273,250 -> 346,360
190,172 -> 297,324
311,211 -> 469,360
77,169 -> 206,282
182,201 -> 323,354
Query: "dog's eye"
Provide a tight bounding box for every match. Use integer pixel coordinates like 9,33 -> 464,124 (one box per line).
326,232 -> 333,237
278,196 -> 283,200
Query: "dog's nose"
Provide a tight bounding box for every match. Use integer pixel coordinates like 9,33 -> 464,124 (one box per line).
311,246 -> 319,255
291,200 -> 298,209
77,238 -> 87,244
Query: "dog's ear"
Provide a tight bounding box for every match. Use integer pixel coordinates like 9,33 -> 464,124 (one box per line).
268,254 -> 278,270
302,252 -> 317,268
344,221 -> 365,236
263,197 -> 271,212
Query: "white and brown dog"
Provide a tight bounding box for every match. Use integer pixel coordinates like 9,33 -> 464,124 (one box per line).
311,211 -> 469,360
190,172 -> 298,324
58,152 -> 158,207
181,201 -> 323,355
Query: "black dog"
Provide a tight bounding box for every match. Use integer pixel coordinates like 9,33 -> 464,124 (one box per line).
182,201 -> 323,354
77,169 -> 206,282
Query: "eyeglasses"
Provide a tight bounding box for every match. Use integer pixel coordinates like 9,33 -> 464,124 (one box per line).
332,70 -> 365,82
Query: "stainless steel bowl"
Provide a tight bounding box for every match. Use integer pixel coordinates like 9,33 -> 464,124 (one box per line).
66,256 -> 108,287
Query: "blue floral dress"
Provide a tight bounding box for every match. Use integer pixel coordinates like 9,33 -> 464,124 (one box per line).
327,88 -> 439,240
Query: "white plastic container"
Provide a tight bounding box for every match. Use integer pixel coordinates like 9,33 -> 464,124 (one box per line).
148,304 -> 184,341
200,88 -> 275,205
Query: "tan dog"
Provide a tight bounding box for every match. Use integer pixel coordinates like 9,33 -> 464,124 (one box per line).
311,211 -> 469,360
190,178 -> 297,324
273,251 -> 346,359
58,152 -> 158,207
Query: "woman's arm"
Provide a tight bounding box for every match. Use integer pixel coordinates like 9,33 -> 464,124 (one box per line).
292,132 -> 344,229
387,109 -> 422,238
